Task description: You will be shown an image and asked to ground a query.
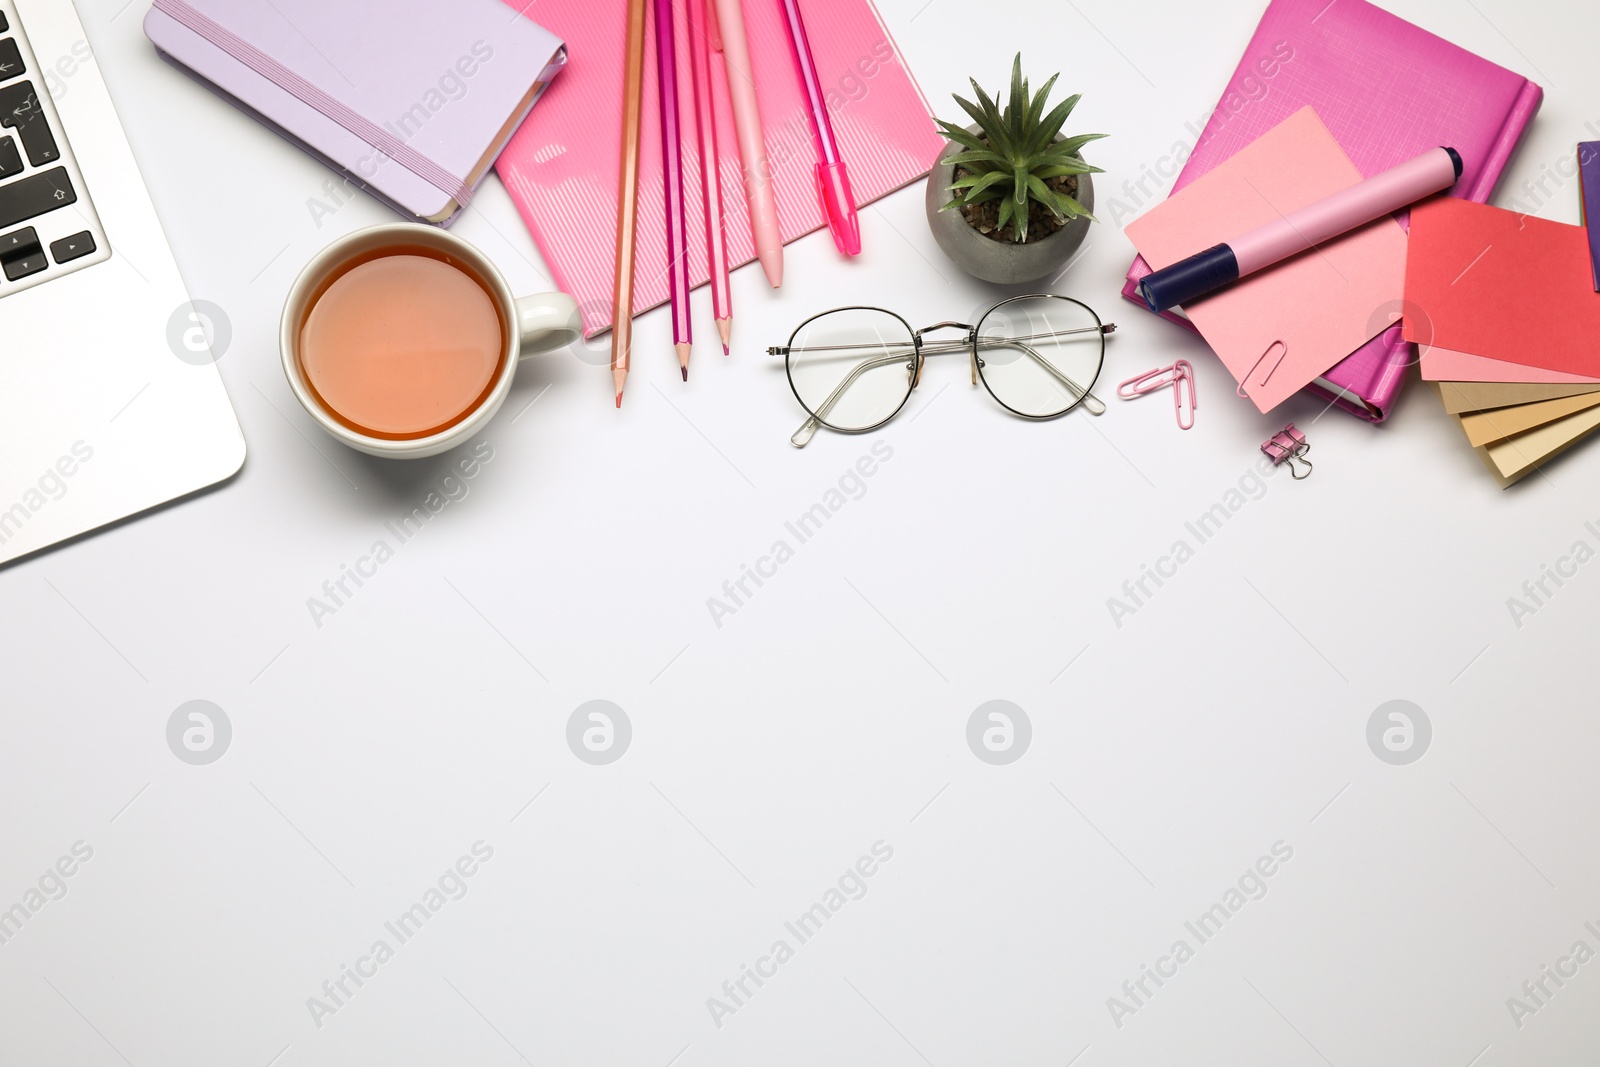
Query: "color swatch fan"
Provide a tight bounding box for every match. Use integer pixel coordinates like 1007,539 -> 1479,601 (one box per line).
1408,195 -> 1600,485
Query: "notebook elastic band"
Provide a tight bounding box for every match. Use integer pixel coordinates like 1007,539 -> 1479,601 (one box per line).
152,0 -> 472,209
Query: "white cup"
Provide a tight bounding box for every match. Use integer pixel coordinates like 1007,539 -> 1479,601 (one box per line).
280,223 -> 582,459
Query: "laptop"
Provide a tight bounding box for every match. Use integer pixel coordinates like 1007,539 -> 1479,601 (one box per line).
0,0 -> 243,567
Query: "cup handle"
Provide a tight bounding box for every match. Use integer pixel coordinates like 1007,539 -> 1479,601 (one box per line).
516,293 -> 583,357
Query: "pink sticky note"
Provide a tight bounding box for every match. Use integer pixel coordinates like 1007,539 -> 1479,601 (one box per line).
1419,346 -> 1600,384
1125,107 -> 1408,413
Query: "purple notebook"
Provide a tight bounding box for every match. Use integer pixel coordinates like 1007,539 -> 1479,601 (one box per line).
145,0 -> 566,226
1120,0 -> 1541,422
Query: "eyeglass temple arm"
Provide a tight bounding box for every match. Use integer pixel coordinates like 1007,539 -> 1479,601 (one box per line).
776,325 -> 1105,358
914,325 -> 1110,398
975,337 -> 1107,415
788,348 -> 917,448
912,323 -> 1110,355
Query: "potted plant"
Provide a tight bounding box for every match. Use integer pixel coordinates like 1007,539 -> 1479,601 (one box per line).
926,55 -> 1106,285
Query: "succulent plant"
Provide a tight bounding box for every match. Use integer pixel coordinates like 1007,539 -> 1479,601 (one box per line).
937,54 -> 1106,242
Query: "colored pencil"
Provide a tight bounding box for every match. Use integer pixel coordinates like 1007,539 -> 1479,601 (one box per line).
611,0 -> 650,407
689,0 -> 733,353
655,0 -> 693,378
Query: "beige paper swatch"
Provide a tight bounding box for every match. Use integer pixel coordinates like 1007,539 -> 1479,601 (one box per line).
1439,380 -> 1600,415
1474,404 -> 1600,487
1458,392 -> 1600,447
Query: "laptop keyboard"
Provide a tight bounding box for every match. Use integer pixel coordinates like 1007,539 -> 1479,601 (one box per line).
0,3 -> 107,300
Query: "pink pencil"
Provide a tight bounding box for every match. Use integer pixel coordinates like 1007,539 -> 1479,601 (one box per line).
689,0 -> 733,353
655,0 -> 692,378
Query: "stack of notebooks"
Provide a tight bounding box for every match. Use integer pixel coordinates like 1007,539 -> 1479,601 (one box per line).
1408,154 -> 1600,486
1121,0 -> 1541,422
1126,106 -> 1410,416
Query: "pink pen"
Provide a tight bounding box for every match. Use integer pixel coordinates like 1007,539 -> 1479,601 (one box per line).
778,0 -> 860,256
689,0 -> 733,353
655,0 -> 692,377
711,0 -> 783,288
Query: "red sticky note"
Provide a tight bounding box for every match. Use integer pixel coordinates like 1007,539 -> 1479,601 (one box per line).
1404,199 -> 1600,378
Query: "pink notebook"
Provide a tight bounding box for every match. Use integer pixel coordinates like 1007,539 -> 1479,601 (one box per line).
496,0 -> 943,337
1120,0 -> 1541,422
1125,109 -> 1408,414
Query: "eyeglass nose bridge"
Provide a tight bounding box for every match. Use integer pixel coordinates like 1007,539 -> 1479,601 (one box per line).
911,322 -> 975,388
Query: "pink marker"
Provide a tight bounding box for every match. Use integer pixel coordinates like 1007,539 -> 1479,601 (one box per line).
1140,146 -> 1463,312
778,0 -> 860,256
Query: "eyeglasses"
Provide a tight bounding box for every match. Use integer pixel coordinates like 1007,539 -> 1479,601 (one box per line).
768,295 -> 1114,447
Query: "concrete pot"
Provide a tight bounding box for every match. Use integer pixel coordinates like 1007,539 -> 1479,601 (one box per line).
925,126 -> 1094,285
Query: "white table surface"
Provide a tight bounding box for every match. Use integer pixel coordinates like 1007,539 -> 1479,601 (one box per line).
5,0 -> 1599,1063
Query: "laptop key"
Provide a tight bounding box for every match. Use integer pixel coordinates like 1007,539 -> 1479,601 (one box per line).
0,39 -> 23,83
0,223 -> 42,280
0,135 -> 19,178
0,168 -> 76,230
0,81 -> 58,166
0,225 -> 38,257
3,249 -> 45,281
51,231 -> 95,263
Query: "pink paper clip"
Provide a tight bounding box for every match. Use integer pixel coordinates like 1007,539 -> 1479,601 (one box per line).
1118,364 -> 1181,397
1118,359 -> 1197,430
1173,359 -> 1196,430
1261,424 -> 1312,479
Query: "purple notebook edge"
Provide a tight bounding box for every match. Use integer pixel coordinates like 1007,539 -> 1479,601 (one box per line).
1118,0 -> 1542,423
1582,142 -> 1600,292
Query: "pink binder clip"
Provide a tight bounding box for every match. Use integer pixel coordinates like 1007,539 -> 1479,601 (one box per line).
1117,359 -> 1196,430
1261,423 -> 1312,479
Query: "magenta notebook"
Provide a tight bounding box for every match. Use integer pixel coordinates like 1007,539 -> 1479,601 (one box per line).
1121,0 -> 1541,422
495,0 -> 943,337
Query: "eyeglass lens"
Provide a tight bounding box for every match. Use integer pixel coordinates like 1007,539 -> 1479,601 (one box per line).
785,307 -> 918,432
973,296 -> 1105,418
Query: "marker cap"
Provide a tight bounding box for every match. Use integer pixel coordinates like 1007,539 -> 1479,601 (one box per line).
1139,244 -> 1239,313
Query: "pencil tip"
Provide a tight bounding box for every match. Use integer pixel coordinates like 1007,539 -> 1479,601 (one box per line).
616,393 -> 623,408
681,366 -> 688,382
